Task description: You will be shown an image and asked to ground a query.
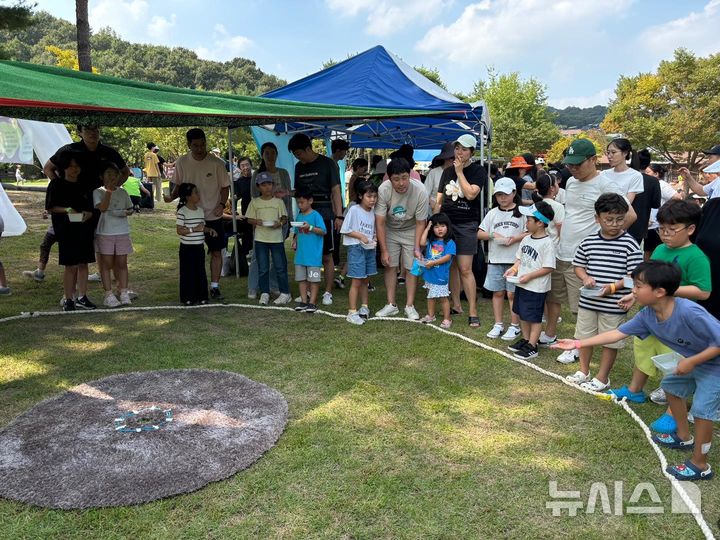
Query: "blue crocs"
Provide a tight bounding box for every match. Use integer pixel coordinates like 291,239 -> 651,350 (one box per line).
652,432 -> 694,450
607,385 -> 647,403
667,460 -> 714,481
650,413 -> 677,434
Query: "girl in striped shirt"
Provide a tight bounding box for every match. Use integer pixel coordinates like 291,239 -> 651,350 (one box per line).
176,183 -> 217,305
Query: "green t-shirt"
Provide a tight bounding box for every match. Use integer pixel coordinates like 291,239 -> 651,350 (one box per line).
651,243 -> 711,292
123,176 -> 141,197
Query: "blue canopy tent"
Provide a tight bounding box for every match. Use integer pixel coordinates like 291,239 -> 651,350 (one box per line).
258,45 -> 491,152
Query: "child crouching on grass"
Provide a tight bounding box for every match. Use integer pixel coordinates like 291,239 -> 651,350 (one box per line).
292,189 -> 326,313
419,213 -> 456,329
504,201 -> 556,360
341,180 -> 378,325
553,261 -> 720,481
176,183 -> 215,305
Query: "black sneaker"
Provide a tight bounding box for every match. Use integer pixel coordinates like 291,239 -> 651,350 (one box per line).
63,298 -> 76,311
305,303 -> 318,313
368,283 -> 376,292
210,287 -> 224,301
334,276 -> 345,289
75,295 -> 97,310
508,338 -> 529,353
514,343 -> 538,360
397,277 -> 406,286
295,302 -> 308,312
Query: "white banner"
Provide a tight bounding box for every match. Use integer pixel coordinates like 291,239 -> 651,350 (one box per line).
0,116 -> 72,166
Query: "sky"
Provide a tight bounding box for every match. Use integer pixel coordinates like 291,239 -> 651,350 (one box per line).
29,0 -> 720,108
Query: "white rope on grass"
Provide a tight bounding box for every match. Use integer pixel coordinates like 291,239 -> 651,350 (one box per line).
0,303 -> 715,538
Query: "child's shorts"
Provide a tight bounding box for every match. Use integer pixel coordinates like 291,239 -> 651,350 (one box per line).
295,264 -> 321,283
484,263 -> 516,293
424,282 -> 450,299
575,307 -> 626,349
662,366 -> 720,421
512,287 -> 546,323
346,243 -> 377,279
95,233 -> 133,256
634,335 -> 672,377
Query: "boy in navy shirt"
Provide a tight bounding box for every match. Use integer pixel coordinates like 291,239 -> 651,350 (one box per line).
554,261 -> 720,481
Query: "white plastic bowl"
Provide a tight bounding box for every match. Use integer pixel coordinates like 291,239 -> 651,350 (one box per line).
361,241 -> 376,250
262,220 -> 276,226
506,275 -> 520,284
580,285 -> 604,297
290,221 -> 304,227
623,276 -> 634,288
652,351 -> 682,375
68,213 -> 83,223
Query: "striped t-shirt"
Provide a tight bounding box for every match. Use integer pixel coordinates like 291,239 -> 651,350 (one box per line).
176,206 -> 205,245
573,231 -> 643,314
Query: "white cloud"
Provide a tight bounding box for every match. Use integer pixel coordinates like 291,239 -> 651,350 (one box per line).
325,0 -> 451,36
548,88 -> 614,109
638,0 -> 720,62
194,24 -> 253,62
416,0 -> 628,64
90,0 -> 177,45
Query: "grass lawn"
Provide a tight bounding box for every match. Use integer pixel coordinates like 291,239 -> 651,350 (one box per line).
0,191 -> 718,538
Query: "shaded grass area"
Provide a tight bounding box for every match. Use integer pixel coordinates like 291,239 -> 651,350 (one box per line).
0,192 -> 717,538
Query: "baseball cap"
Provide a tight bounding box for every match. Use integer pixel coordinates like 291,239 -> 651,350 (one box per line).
704,160 -> 720,174
702,144 -> 720,155
455,134 -> 477,149
562,139 -> 597,165
519,204 -> 550,224
255,171 -> 273,184
493,177 -> 516,194
437,141 -> 455,160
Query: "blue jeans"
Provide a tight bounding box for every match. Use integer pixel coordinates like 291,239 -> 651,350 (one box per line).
248,241 -> 278,293
255,241 -> 289,294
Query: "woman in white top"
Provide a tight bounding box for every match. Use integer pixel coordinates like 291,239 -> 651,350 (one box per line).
601,138 -> 644,203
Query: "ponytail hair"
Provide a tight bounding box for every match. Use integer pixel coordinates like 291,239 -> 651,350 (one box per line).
608,138 -> 640,171
532,173 -> 555,203
177,183 -> 197,211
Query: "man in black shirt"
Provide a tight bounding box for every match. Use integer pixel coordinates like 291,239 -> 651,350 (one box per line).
289,134 -> 343,305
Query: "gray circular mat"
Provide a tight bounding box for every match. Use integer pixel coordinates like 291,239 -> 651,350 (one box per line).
0,369 -> 288,509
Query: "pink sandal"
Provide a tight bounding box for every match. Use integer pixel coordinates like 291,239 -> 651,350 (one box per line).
440,319 -> 452,329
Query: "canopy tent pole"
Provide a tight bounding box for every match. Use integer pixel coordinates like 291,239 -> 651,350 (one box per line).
227,127 -> 240,278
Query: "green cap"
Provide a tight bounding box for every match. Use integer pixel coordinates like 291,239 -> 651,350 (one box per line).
562,138 -> 596,165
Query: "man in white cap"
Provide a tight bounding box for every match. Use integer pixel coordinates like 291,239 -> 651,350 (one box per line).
679,144 -> 720,199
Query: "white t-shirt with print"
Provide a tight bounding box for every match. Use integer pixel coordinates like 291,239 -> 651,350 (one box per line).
479,206 -> 526,264
341,204 -> 376,246
516,234 -> 556,293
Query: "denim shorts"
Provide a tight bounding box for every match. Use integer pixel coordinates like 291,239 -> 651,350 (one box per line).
484,263 -> 516,293
346,243 -> 377,279
662,366 -> 720,421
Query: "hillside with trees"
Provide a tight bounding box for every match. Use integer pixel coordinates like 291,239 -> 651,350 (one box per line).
0,11 -> 286,96
547,105 -> 607,129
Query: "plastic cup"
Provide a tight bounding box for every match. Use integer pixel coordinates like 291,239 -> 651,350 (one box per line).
68,213 -> 83,223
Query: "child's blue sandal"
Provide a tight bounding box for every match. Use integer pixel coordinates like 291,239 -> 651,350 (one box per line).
607,385 -> 646,403
650,413 -> 677,434
666,460 -> 713,481
652,432 -> 694,450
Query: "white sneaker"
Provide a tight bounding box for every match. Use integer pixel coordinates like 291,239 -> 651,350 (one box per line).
248,290 -> 258,300
88,272 -> 101,282
486,323 -> 505,339
119,291 -> 132,305
649,387 -> 667,405
376,303 -> 400,317
273,293 -> 292,305
322,291 -> 333,305
404,305 -> 420,320
581,377 -> 610,392
539,332 -> 557,346
346,312 -> 365,325
103,292 -> 121,308
259,293 -> 270,305
501,325 -> 522,341
556,349 -> 579,364
566,370 -> 591,384
358,306 -> 370,319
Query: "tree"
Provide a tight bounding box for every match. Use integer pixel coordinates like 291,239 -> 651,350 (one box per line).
469,69 -> 560,159
0,0 -> 34,31
601,48 -> 720,169
45,45 -> 98,72
414,66 -> 447,90
545,130 -> 607,164
75,0 -> 92,72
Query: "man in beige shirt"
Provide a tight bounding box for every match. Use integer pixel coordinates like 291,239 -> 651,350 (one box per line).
171,128 -> 230,300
